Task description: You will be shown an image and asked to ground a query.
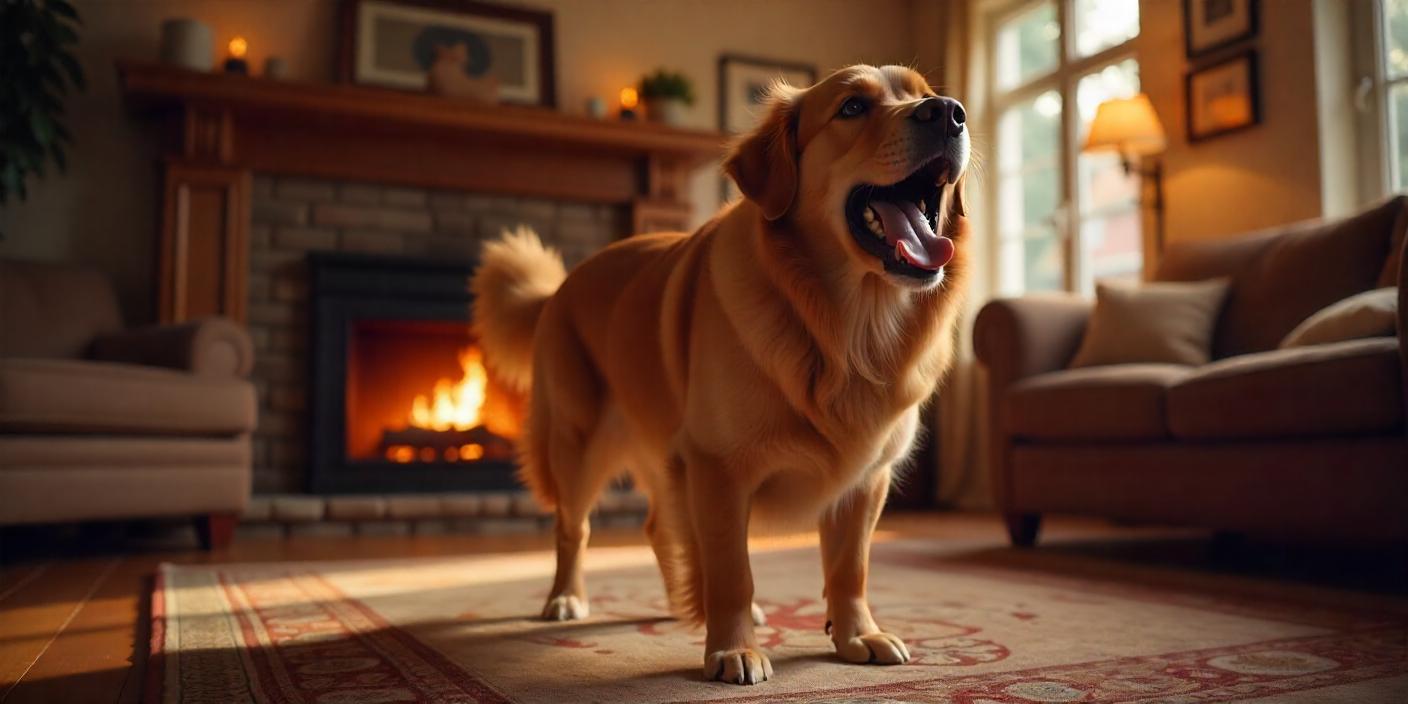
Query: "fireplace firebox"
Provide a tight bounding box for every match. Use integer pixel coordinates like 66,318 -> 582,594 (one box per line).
309,252 -> 522,493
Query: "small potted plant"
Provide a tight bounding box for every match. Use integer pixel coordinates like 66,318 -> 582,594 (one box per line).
638,69 -> 694,127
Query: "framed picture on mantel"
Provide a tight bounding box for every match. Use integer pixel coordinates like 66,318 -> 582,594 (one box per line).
338,0 -> 556,107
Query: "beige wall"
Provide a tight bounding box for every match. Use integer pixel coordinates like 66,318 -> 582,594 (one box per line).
1140,0 -> 1325,246
0,0 -> 918,323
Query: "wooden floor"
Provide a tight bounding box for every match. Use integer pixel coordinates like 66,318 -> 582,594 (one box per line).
1,512 -> 1402,703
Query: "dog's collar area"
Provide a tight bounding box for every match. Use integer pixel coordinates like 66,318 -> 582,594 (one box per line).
845,158 -> 954,280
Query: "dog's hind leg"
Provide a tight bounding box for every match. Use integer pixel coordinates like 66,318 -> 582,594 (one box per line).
540,405 -> 627,621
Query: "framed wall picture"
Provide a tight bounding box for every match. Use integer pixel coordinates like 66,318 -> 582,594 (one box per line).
338,0 -> 556,107
1185,50 -> 1260,142
718,54 -> 816,200
1183,0 -> 1258,58
718,54 -> 816,135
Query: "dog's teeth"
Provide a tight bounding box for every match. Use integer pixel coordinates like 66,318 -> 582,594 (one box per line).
863,207 -> 885,238
918,200 -> 927,214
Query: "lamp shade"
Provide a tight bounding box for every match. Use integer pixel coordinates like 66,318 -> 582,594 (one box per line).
1083,93 -> 1166,157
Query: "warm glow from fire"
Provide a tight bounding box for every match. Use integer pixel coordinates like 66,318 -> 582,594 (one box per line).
404,345 -> 519,439
228,36 -> 248,59
411,346 -> 490,431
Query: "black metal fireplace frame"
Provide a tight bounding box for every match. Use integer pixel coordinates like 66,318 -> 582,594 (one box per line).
307,251 -> 521,494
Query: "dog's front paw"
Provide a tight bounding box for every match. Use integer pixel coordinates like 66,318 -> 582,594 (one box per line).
704,648 -> 773,685
835,632 -> 910,665
540,594 -> 588,621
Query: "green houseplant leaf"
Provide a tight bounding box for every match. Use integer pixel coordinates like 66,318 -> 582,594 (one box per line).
0,0 -> 85,206
638,69 -> 696,106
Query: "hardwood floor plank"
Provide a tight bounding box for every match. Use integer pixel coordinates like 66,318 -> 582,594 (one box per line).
0,558 -> 119,695
4,556 -> 161,704
0,564 -> 51,605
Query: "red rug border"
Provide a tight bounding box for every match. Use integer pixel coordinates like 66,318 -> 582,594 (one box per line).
144,549 -> 1408,703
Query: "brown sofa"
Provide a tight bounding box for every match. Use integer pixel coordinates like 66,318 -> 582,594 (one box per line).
0,260 -> 256,548
973,196 -> 1408,546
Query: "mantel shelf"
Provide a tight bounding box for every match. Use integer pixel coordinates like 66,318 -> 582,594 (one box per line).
118,60 -> 723,325
118,61 -> 726,168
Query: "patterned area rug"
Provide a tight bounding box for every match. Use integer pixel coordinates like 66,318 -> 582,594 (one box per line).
147,535 -> 1408,703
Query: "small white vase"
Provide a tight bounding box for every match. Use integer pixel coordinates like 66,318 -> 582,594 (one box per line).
645,98 -> 687,127
160,18 -> 214,72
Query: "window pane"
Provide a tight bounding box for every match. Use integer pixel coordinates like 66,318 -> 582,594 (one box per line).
1023,228 -> 1065,291
1392,82 -> 1408,190
1076,60 -> 1141,216
1073,0 -> 1139,58
1079,208 -> 1142,294
1387,0 -> 1408,79
998,90 -> 1064,292
995,2 -> 1060,91
1075,59 -> 1142,290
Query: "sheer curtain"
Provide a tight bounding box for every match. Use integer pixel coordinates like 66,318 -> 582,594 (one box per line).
929,0 -> 997,509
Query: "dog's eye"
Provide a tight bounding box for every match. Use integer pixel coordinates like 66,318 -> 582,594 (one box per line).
837,97 -> 869,119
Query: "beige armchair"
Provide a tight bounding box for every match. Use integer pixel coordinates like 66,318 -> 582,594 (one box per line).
0,259 -> 256,549
973,196 -> 1408,547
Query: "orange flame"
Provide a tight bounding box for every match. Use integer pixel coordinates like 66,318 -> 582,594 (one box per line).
406,345 -> 520,439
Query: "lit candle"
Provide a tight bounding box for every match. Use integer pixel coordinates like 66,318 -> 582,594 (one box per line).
223,35 -> 249,75
619,86 -> 639,121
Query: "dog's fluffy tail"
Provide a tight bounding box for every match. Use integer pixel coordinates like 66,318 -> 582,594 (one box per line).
471,226 -> 565,394
470,226 -> 566,506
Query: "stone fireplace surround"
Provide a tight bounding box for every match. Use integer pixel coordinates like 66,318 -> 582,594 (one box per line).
247,174 -> 625,494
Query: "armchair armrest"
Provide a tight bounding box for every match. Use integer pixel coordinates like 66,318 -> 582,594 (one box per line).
972,294 -> 1092,519
91,316 -> 255,378
973,293 -> 1093,382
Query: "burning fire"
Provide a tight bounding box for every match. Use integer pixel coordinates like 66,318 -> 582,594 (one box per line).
383,345 -> 520,463
412,346 -> 490,431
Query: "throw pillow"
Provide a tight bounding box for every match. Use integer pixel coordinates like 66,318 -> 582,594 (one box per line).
1279,287 -> 1398,348
1069,279 -> 1230,368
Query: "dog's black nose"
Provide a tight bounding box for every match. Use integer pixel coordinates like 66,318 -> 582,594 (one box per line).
911,97 -> 966,138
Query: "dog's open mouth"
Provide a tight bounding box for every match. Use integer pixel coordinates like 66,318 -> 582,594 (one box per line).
845,158 -> 956,280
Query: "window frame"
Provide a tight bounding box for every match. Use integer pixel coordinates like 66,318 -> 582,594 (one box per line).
1357,0 -> 1406,198
982,0 -> 1141,295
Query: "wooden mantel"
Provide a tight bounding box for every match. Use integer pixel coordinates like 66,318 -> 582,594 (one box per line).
117,61 -> 726,323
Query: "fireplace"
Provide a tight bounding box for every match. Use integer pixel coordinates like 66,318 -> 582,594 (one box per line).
308,251 -> 521,493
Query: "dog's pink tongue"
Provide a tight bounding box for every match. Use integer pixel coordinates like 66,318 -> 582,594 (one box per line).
870,201 -> 954,271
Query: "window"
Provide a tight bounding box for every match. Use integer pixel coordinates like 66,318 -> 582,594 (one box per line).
985,0 -> 1141,295
1383,0 -> 1408,191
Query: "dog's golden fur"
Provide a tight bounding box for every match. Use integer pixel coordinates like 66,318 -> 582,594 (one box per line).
471,65 -> 971,685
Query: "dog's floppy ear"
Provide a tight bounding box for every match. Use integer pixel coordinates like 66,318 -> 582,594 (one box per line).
724,83 -> 802,221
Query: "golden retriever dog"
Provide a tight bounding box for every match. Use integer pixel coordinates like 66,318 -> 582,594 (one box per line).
470,64 -> 970,685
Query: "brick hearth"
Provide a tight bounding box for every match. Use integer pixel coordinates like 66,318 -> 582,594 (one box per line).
246,174 -> 627,493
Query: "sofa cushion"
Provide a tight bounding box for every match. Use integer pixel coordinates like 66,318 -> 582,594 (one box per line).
1069,279 -> 1229,368
0,358 -> 256,436
1155,195 -> 1406,358
1280,287 -> 1398,348
1167,337 -> 1403,440
1007,364 -> 1193,441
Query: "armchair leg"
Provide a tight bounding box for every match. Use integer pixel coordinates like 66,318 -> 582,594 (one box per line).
194,513 -> 238,551
1004,513 -> 1041,548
